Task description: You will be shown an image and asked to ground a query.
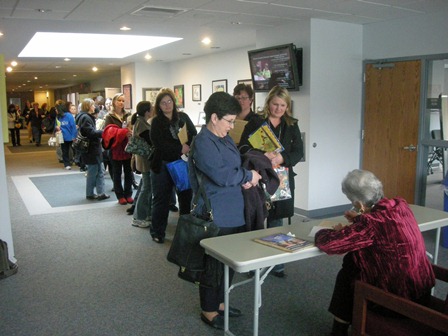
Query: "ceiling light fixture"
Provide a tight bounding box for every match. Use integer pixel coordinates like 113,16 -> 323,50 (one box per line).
92,67 -> 98,72
0,32 -> 3,36
145,53 -> 152,60
11,61 -> 17,66
19,32 -> 182,58
120,26 -> 131,31
64,58 -> 71,61
201,37 -> 211,45
6,66 -> 12,72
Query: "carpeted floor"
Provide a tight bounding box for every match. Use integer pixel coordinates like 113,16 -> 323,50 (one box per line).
1,144 -> 447,336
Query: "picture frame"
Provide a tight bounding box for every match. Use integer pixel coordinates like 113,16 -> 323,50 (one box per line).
212,79 -> 227,93
142,87 -> 161,106
197,111 -> 206,126
173,84 -> 184,108
237,78 -> 256,111
122,84 -> 132,109
192,84 -> 201,101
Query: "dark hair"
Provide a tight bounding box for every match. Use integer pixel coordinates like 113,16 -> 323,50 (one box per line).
204,92 -> 241,123
131,101 -> 152,125
55,100 -> 68,116
8,104 -> 16,112
155,88 -> 179,124
233,83 -> 254,99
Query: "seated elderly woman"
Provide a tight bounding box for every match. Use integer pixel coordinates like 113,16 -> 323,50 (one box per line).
315,169 -> 435,336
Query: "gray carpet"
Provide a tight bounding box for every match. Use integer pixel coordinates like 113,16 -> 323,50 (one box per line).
1,147 -> 447,336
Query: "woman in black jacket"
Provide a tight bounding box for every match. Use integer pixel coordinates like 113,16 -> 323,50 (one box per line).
239,85 -> 304,277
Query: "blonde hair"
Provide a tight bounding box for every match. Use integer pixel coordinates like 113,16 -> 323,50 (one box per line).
261,86 -> 295,126
111,93 -> 125,113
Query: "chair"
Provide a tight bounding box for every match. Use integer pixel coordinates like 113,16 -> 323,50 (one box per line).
428,130 -> 444,175
351,264 -> 448,336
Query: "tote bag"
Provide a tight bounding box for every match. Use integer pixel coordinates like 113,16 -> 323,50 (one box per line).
166,159 -> 191,191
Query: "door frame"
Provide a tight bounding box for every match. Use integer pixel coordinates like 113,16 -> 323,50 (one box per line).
361,53 -> 448,206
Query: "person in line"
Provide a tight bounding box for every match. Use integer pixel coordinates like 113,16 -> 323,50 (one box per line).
22,100 -> 33,143
7,104 -> 21,147
149,88 -> 197,243
28,102 -> 44,146
77,98 -> 110,201
239,85 -> 304,277
232,83 -> 259,122
130,101 -> 153,228
315,169 -> 435,336
189,92 -> 262,330
54,100 -> 77,170
103,93 -> 133,205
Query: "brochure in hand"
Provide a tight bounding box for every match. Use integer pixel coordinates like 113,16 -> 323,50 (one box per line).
254,233 -> 314,252
248,122 -> 284,153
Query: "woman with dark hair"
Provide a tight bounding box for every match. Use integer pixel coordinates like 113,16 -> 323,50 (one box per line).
28,102 -> 44,146
7,104 -> 21,147
130,101 -> 153,228
149,88 -> 197,243
315,169 -> 435,336
189,92 -> 261,329
103,93 -> 133,205
54,100 -> 77,170
239,85 -> 304,277
232,83 -> 258,122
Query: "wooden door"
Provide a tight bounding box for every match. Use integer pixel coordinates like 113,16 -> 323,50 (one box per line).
363,60 -> 421,203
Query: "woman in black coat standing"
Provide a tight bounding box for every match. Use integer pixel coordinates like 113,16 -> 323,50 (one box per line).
239,85 -> 303,277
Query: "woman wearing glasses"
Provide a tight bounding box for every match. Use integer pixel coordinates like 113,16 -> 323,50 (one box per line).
232,83 -> 259,122
149,88 -> 197,243
239,85 -> 304,277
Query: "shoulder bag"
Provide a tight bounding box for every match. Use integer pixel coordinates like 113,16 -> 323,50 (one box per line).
72,129 -> 90,154
125,135 -> 154,160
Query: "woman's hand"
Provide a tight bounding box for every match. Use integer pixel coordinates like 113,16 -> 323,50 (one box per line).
250,170 -> 262,186
270,153 -> 284,166
344,210 -> 359,223
264,151 -> 277,160
181,144 -> 190,155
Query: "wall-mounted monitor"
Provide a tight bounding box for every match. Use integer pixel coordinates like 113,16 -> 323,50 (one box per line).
248,43 -> 303,92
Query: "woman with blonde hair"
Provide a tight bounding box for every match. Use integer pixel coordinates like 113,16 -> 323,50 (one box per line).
103,93 -> 133,205
239,85 -> 304,277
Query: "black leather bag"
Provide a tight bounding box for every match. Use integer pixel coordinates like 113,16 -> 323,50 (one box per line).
72,130 -> 90,154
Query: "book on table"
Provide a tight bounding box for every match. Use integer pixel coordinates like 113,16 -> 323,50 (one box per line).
248,122 -> 284,153
254,233 -> 314,252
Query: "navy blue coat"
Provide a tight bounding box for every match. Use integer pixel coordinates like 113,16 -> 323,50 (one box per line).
77,112 -> 103,165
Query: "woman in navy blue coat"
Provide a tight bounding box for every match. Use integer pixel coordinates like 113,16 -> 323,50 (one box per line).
189,92 -> 262,330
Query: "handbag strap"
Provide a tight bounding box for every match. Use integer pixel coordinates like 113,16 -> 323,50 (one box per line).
189,138 -> 213,220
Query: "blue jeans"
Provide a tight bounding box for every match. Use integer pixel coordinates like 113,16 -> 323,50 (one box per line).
267,218 -> 284,273
134,171 -> 152,221
150,162 -> 192,239
86,163 -> 105,197
32,126 -> 41,145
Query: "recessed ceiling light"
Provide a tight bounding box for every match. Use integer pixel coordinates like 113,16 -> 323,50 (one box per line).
19,32 -> 182,58
55,65 -> 61,68
92,67 -> 98,72
201,37 -> 211,45
0,32 -> 3,36
6,66 -> 12,72
73,74 -> 77,77
120,26 -> 131,31
36,9 -> 51,13
144,53 -> 152,60
34,77 -> 38,79
64,58 -> 71,61
11,61 -> 17,66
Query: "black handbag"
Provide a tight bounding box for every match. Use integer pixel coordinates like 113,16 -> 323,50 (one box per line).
72,130 -> 90,154
167,152 -> 221,287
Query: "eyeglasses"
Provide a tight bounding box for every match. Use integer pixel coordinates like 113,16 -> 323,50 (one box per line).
160,100 -> 173,106
221,117 -> 236,126
235,95 -> 250,101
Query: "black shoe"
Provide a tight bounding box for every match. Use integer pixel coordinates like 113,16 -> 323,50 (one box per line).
271,270 -> 286,278
86,194 -> 98,200
132,181 -> 139,189
126,206 -> 135,215
151,236 -> 164,244
200,313 -> 224,330
97,194 -> 110,201
218,306 -> 242,317
169,204 -> 179,212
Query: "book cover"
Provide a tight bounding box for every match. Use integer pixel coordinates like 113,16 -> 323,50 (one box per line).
254,233 -> 314,252
248,122 -> 284,153
178,124 -> 188,145
271,166 -> 291,201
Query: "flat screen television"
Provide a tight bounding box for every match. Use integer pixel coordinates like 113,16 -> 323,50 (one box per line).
248,43 -> 302,92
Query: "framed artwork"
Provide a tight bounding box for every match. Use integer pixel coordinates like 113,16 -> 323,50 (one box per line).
192,84 -> 201,101
237,78 -> 255,111
197,111 -> 206,126
212,79 -> 227,93
122,84 -> 132,109
173,84 -> 184,108
142,87 -> 161,106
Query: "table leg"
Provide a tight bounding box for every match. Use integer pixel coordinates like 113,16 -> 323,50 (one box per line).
253,268 -> 260,336
224,264 -> 230,333
434,227 -> 441,264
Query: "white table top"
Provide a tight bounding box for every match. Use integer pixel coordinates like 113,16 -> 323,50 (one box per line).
200,204 -> 448,273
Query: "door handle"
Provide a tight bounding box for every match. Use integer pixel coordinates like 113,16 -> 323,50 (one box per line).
403,144 -> 417,152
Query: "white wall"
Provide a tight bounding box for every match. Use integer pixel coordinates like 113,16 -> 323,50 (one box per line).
308,19 -> 363,210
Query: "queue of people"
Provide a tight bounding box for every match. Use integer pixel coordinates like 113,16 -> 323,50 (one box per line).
6,85 -> 435,335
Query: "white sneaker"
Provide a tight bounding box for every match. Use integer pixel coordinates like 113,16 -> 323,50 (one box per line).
131,219 -> 151,228
65,166 -> 72,170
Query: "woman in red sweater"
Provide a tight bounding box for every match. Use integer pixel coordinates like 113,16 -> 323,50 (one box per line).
315,169 -> 435,336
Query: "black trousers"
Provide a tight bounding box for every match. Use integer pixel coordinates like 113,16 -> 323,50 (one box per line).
199,225 -> 246,312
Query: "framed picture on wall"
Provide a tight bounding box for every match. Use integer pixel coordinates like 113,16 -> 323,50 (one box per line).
192,84 -> 201,101
212,79 -> 227,93
122,84 -> 132,109
237,78 -> 255,111
142,87 -> 161,106
174,84 -> 184,108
